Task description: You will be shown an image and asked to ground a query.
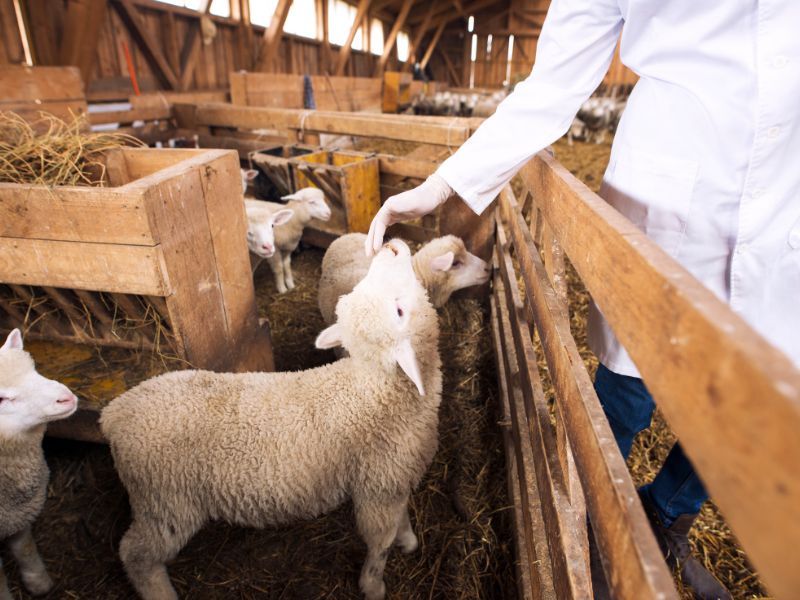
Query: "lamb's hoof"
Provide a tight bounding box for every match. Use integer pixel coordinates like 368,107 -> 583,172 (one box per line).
360,578 -> 385,600
286,280 -> 296,290
396,531 -> 418,554
22,571 -> 53,596
276,285 -> 288,294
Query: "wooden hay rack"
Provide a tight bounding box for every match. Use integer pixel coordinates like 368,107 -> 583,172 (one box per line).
0,147 -> 273,442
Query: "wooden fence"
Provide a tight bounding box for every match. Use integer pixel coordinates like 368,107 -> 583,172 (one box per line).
494,151 -> 800,599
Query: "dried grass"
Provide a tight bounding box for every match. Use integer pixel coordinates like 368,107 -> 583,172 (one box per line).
0,111 -> 143,187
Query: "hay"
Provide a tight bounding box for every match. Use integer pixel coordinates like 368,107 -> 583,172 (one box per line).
0,111 -> 143,187
14,245 -> 515,599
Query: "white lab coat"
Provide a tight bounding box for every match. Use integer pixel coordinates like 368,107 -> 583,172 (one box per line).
437,0 -> 800,377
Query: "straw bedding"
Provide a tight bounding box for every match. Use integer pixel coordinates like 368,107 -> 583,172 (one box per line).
16,247 -> 515,599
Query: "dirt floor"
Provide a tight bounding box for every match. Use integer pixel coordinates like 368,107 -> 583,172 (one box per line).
550,137 -> 768,599
9,248 -> 515,599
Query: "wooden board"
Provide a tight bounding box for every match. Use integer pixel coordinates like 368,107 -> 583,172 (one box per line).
519,152 -> 800,598
0,66 -> 88,124
0,238 -> 168,296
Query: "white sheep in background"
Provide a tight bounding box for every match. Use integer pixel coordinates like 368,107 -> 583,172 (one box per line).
101,239 -> 442,600
240,168 -> 258,195
318,233 -> 490,325
0,329 -> 78,599
246,188 -> 332,293
243,203 -> 294,261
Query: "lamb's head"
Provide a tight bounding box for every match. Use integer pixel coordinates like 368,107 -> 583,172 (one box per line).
245,205 -> 294,258
315,239 -> 438,395
0,329 -> 77,438
282,187 -> 332,222
413,235 -> 490,307
241,168 -> 258,194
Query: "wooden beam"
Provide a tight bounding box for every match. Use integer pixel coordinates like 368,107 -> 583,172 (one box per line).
60,0 -> 108,83
438,48 -> 461,87
401,0 -> 436,71
409,0 -> 501,25
177,0 -> 212,91
335,0 -> 372,76
373,0 -> 413,75
112,0 -> 180,90
256,0 -> 293,72
419,19 -> 446,70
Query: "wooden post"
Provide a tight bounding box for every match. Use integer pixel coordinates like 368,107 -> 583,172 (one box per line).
419,20 -> 446,70
373,0 -> 413,76
59,0 -> 108,84
256,0 -> 293,72
401,0 -> 436,72
177,0 -> 212,91
112,0 -> 180,90
334,0 -> 372,76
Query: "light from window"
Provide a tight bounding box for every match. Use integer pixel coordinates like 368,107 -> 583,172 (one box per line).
486,34 -> 492,55
250,0 -> 318,39
467,15 -> 474,32
470,33 -> 477,62
396,30 -> 409,61
370,18 -> 384,55
158,0 -> 230,17
329,0 -> 365,49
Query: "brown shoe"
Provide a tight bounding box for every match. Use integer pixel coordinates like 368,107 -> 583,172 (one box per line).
639,491 -> 732,600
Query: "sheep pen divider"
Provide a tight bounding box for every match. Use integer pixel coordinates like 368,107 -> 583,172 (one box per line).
495,150 -> 800,599
0,148 -> 273,441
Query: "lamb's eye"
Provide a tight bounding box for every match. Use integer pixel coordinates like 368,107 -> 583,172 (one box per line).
452,259 -> 462,268
397,307 -> 404,317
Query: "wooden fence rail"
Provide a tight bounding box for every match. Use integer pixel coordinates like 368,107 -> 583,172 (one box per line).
493,151 -> 800,599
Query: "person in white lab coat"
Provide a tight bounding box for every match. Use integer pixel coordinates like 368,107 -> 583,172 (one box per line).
366,1 -> 800,598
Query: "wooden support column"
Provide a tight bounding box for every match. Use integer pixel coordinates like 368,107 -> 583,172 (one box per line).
438,48 -> 461,86
401,0 -> 435,72
334,0 -> 372,76
60,0 -> 108,83
373,0 -> 413,76
256,0 -> 293,72
177,0 -> 212,91
112,0 -> 180,90
419,19 -> 445,70
237,0 -> 255,70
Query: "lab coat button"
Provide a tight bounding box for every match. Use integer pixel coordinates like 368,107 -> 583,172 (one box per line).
767,127 -> 780,139
751,188 -> 764,198
738,243 -> 749,254
772,55 -> 788,68
789,231 -> 800,250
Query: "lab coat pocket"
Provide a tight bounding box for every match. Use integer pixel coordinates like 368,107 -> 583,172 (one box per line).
602,145 -> 699,258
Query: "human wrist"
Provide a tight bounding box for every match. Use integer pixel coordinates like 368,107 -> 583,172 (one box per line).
422,173 -> 453,205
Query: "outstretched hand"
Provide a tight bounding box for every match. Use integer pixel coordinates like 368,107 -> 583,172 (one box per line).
364,174 -> 453,256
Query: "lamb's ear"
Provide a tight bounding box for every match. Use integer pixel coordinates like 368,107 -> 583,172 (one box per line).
394,338 -> 424,396
244,169 -> 258,181
271,208 -> 294,226
315,324 -> 343,349
1,328 -> 23,351
429,251 -> 455,272
280,192 -> 302,201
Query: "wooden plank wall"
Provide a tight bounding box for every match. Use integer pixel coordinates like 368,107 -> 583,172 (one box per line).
0,0 -> 413,101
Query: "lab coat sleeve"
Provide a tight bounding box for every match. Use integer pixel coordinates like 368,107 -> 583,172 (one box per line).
436,0 -> 624,214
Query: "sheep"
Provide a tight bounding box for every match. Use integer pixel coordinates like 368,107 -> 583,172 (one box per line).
246,188 -> 332,293
318,233 -> 491,326
100,238 -> 442,600
0,329 -> 78,600
243,203 -> 294,263
240,168 -> 258,195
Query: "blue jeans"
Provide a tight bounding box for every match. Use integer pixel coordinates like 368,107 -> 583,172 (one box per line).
594,363 -> 708,526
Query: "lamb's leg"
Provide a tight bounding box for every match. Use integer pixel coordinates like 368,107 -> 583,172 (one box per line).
0,557 -> 12,600
7,527 -> 52,596
354,496 -> 406,600
268,253 -> 287,294
393,504 -> 418,553
119,516 -> 194,600
282,253 -> 295,290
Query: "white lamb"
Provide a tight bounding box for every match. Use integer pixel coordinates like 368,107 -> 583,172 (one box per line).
244,204 -> 294,261
245,188 -> 332,293
0,329 -> 78,600
318,233 -> 490,325
240,168 -> 258,195
100,239 -> 442,600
